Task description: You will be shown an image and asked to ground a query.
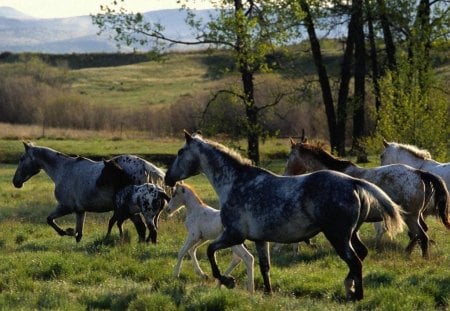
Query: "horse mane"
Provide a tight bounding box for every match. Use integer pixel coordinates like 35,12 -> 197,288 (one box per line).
179,183 -> 205,206
296,143 -> 354,170
392,142 -> 432,160
196,135 -> 253,166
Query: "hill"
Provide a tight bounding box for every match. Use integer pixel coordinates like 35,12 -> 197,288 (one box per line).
0,7 -> 213,53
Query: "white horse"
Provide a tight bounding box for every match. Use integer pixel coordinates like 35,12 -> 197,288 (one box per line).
381,139 -> 450,189
166,183 -> 254,293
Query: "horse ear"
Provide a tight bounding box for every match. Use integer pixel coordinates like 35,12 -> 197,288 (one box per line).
289,138 -> 296,147
382,138 -> 389,147
23,141 -> 31,151
184,130 -> 193,142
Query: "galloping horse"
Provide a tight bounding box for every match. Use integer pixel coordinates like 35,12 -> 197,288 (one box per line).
381,139 -> 450,190
12,142 -> 165,242
167,183 -> 254,293
165,131 -> 405,300
284,139 -> 450,258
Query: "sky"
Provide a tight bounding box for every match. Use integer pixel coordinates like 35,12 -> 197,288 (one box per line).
0,0 -> 213,19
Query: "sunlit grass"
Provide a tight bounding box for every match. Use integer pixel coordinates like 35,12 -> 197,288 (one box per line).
1,138 -> 449,310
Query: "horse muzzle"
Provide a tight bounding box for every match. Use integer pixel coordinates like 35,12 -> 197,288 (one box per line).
12,178 -> 23,188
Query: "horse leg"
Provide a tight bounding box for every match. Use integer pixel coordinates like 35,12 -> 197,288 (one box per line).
404,215 -> 429,259
47,204 -> 74,237
351,231 -> 368,261
207,229 -> 244,290
187,240 -> 209,278
419,213 -> 435,245
255,241 -> 272,294
323,229 -> 363,301
228,244 -> 254,293
129,214 -> 147,242
105,212 -> 118,238
145,216 -> 158,244
74,211 -> 86,242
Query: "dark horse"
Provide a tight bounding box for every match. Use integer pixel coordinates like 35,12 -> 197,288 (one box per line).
97,159 -> 170,243
12,142 -> 165,242
165,131 -> 405,300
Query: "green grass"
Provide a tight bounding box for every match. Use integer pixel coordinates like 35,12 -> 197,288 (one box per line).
1,138 -> 449,310
70,52 -> 228,109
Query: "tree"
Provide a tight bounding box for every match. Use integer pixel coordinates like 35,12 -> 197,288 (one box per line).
93,0 -> 303,164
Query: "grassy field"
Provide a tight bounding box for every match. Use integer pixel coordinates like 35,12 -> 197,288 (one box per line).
0,137 -> 449,310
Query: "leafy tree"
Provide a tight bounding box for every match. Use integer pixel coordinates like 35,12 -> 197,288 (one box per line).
93,0 -> 303,164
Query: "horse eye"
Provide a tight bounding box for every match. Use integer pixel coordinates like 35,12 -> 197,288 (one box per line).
177,149 -> 184,156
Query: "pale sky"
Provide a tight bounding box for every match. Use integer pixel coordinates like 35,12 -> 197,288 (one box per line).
0,0 -> 213,19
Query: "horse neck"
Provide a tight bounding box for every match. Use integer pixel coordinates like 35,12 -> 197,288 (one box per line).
399,150 -> 438,170
32,147 -> 68,182
198,150 -> 240,198
301,151 -> 354,174
183,187 -> 206,214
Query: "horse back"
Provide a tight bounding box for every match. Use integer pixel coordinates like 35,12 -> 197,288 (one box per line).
220,170 -> 363,243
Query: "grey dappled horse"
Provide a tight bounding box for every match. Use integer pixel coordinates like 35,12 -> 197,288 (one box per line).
12,142 -> 165,242
284,139 -> 450,258
165,131 -> 405,301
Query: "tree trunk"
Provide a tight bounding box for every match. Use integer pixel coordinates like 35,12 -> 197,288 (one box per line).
376,0 -> 396,70
366,0 -> 381,113
336,13 -> 356,156
235,0 -> 259,164
299,0 -> 338,152
353,0 -> 366,141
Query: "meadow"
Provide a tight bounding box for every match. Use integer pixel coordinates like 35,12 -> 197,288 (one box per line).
0,136 -> 449,310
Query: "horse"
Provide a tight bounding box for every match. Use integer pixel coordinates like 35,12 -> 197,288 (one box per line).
96,159 -> 170,243
166,183 -> 254,293
164,131 -> 405,300
284,139 -> 450,258
12,142 -> 165,242
381,139 -> 450,190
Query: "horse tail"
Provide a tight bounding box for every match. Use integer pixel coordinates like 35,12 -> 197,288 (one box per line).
356,181 -> 405,239
143,160 -> 174,196
143,160 -> 165,186
418,170 -> 450,230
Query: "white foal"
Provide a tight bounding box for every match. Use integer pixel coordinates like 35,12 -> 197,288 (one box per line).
167,183 -> 254,293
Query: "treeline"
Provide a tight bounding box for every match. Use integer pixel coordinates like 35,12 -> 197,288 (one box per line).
0,54 -> 327,139
0,51 -> 159,69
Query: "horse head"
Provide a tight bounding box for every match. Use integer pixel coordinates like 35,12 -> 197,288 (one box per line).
166,183 -> 186,216
165,131 -> 201,187
96,159 -> 133,190
13,142 -> 41,188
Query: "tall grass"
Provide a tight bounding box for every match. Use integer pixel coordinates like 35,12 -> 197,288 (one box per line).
1,138 -> 449,310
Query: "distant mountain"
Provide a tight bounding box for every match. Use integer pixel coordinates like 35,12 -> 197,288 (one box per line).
0,6 -> 34,19
0,7 -> 213,53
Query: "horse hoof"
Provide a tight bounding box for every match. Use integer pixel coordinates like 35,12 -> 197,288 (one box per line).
200,273 -> 209,280
220,276 -> 235,289
65,228 -> 76,236
76,234 -> 82,243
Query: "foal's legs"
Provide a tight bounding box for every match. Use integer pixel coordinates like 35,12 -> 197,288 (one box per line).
226,244 -> 255,293
173,235 -> 207,277
129,214 -> 147,242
